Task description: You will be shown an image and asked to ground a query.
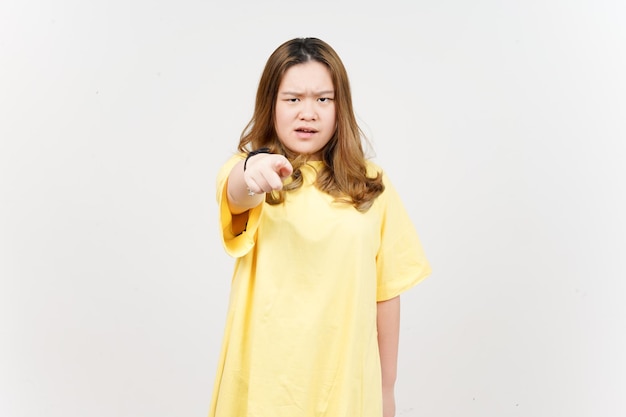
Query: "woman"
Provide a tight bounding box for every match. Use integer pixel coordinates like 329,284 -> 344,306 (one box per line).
211,37 -> 431,417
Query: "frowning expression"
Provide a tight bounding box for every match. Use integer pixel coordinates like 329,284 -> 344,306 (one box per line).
274,61 -> 336,160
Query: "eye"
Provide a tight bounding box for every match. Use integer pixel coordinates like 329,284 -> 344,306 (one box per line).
318,97 -> 334,103
286,98 -> 299,103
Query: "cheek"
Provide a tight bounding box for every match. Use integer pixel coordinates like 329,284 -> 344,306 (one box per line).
275,106 -> 292,126
274,108 -> 292,141
326,108 -> 337,127
273,108 -> 285,131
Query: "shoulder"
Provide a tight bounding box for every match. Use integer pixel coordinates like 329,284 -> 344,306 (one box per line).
365,159 -> 384,178
365,159 -> 405,207
365,159 -> 392,186
216,152 -> 246,188
218,152 -> 246,174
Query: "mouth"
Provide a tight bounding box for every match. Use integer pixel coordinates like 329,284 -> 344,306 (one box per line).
295,127 -> 318,134
294,126 -> 318,140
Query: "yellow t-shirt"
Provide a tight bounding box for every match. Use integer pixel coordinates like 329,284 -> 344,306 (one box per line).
210,154 -> 431,417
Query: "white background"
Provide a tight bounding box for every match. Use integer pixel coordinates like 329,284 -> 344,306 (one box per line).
1,1 -> 625,416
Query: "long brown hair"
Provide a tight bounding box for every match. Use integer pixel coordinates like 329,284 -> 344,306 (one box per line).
238,37 -> 384,212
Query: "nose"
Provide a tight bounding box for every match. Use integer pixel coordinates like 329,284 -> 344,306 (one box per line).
298,100 -> 317,121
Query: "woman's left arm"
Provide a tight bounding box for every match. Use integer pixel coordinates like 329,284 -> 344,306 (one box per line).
377,295 -> 400,417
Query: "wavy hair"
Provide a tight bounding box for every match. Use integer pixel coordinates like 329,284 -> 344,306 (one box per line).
238,37 -> 384,212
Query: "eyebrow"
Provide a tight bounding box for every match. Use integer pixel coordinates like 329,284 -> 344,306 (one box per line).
278,90 -> 335,96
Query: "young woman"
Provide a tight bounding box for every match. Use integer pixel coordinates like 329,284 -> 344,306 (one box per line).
211,37 -> 431,417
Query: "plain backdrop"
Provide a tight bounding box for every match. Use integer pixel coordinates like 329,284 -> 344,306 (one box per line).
1,1 -> 625,416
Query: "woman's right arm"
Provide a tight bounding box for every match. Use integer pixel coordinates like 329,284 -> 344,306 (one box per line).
226,153 -> 293,214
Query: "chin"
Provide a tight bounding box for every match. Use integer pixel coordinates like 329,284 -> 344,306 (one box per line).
285,146 -> 321,157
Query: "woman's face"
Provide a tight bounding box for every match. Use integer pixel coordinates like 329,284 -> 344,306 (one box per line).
274,61 -> 337,160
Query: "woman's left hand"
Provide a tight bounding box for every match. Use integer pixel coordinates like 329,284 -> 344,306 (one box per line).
382,386 -> 395,417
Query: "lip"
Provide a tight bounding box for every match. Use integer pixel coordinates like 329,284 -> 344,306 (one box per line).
294,126 -> 318,140
294,126 -> 318,133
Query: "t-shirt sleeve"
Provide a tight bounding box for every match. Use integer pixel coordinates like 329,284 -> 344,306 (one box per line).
376,173 -> 432,301
216,153 -> 263,258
